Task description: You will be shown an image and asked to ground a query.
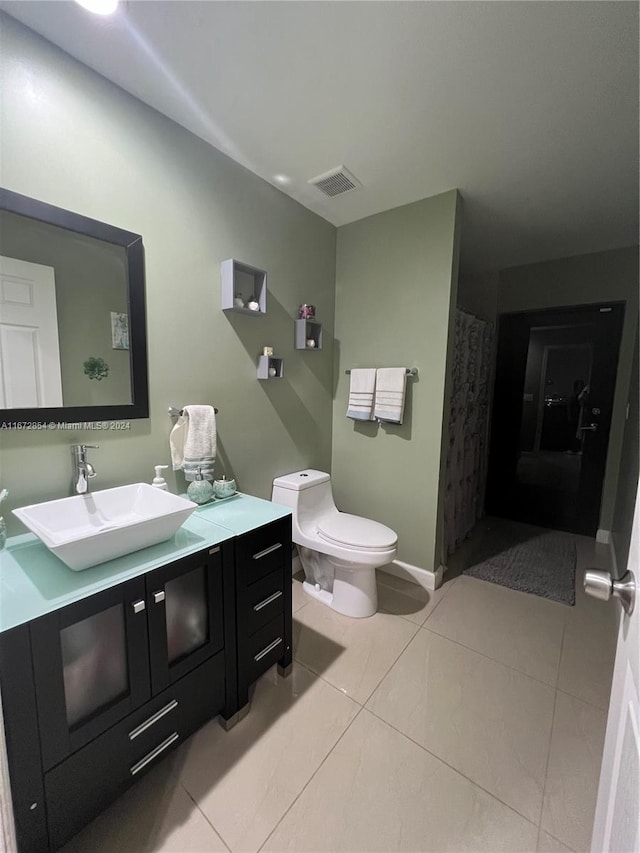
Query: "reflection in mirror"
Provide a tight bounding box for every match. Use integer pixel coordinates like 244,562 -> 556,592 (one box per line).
516,324 -> 594,495
1,212 -> 132,408
0,189 -> 148,423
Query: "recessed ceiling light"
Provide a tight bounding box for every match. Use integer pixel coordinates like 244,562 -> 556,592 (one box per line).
273,174 -> 291,186
74,0 -> 119,15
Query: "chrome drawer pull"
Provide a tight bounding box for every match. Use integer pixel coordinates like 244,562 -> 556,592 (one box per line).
132,600 -> 146,614
254,637 -> 282,662
253,590 -> 283,612
130,732 -> 179,776
153,590 -> 165,605
128,699 -> 178,741
209,546 -> 220,555
252,542 -> 282,560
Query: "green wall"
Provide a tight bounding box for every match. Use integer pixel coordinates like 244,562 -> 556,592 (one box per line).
457,271 -> 498,324
0,14 -> 336,536
498,247 -> 639,534
331,191 -> 461,573
612,329 -> 639,571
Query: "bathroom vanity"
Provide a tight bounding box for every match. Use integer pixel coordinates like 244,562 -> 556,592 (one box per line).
0,494 -> 292,852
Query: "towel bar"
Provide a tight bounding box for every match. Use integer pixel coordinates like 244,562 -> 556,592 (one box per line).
345,368 -> 418,376
168,406 -> 219,417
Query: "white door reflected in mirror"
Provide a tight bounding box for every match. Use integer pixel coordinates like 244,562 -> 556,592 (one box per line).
0,255 -> 63,408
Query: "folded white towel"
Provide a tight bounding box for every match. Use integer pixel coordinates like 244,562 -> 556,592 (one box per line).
170,405 -> 217,481
374,368 -> 407,424
347,368 -> 376,421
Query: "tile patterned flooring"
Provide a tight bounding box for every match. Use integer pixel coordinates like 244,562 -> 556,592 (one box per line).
62,529 -> 618,853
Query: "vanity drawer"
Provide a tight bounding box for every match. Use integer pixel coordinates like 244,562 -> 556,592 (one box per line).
238,616 -> 285,686
236,519 -> 289,585
238,569 -> 285,637
44,652 -> 224,850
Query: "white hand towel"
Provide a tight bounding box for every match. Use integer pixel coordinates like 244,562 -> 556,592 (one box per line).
170,405 -> 217,480
374,368 -> 407,424
347,369 -> 376,420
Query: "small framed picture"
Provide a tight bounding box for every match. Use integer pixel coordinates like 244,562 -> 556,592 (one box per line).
111,312 -> 129,350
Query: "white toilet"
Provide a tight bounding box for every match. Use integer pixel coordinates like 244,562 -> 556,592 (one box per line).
272,470 -> 398,618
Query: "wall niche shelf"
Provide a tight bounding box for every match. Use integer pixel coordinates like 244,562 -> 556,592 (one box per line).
221,259 -> 267,315
257,355 -> 283,380
295,319 -> 323,350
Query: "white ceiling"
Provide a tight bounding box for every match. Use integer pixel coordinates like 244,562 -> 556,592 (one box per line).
1,1 -> 638,274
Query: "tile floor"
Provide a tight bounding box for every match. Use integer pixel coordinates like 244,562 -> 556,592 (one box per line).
62,527 -> 618,853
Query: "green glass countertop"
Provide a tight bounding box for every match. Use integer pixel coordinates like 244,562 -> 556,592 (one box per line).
190,492 -> 291,535
0,515 -> 232,633
0,493 -> 289,634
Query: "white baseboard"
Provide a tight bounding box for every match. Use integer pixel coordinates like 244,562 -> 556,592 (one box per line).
380,559 -> 444,591
596,528 -> 611,545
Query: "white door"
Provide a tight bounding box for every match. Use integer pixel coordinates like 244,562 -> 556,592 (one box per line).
0,255 -> 63,408
590,484 -> 640,852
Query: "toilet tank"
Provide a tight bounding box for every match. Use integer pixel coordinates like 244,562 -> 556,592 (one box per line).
272,470 -> 336,535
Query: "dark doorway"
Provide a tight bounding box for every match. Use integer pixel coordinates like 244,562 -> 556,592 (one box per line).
486,303 -> 624,535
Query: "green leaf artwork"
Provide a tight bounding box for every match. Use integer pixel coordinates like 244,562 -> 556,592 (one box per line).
83,356 -> 109,381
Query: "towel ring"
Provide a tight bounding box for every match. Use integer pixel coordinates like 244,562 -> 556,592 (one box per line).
168,406 -> 219,417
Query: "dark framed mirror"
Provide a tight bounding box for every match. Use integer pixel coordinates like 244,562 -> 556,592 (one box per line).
0,188 -> 149,424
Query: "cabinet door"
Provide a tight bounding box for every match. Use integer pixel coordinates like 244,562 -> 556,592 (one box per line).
30,576 -> 151,771
146,546 -> 224,694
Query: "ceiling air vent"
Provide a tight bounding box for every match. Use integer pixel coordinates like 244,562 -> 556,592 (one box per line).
308,166 -> 361,198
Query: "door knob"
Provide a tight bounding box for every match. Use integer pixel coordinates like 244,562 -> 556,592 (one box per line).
579,423 -> 598,432
583,569 -> 636,616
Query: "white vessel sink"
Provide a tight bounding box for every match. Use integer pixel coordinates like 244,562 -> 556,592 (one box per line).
13,484 -> 197,571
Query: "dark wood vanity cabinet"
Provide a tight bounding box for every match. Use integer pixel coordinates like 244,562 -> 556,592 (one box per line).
0,544 -> 233,852
234,517 -> 293,710
30,546 -> 227,772
0,515 -> 292,852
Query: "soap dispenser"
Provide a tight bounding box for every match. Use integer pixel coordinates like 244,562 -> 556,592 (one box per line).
187,467 -> 214,505
152,465 -> 169,490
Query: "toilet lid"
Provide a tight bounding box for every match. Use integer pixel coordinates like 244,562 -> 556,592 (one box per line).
317,513 -> 397,551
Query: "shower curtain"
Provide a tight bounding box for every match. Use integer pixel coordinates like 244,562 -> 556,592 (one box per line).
444,309 -> 494,557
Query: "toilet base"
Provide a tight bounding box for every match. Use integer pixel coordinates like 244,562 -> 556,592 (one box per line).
302,559 -> 378,618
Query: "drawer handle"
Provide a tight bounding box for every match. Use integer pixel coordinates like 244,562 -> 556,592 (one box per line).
254,590 -> 283,612
128,699 -> 178,741
253,542 -> 283,560
130,732 -> 179,776
132,600 -> 146,614
254,637 -> 282,662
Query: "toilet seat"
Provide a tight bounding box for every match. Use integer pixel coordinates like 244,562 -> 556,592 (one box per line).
317,513 -> 397,552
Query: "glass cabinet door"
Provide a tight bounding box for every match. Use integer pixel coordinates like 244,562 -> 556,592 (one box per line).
147,546 -> 224,693
30,576 -> 151,771
60,603 -> 129,728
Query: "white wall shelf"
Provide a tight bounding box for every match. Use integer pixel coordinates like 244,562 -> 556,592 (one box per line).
221,259 -> 267,315
257,355 -> 283,380
295,319 -> 323,350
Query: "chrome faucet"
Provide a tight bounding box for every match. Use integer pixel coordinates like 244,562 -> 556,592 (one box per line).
71,445 -> 98,494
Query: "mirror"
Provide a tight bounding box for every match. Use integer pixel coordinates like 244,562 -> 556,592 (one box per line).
0,189 -> 148,424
